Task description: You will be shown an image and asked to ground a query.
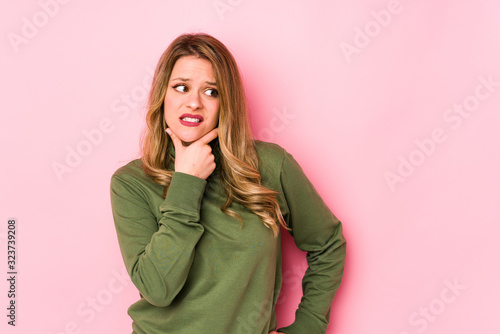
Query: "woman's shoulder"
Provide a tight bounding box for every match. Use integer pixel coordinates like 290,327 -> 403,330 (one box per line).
253,140 -> 288,177
111,158 -> 152,186
110,159 -> 170,211
254,140 -> 306,178
111,158 -> 164,197
254,140 -> 286,160
113,159 -> 142,177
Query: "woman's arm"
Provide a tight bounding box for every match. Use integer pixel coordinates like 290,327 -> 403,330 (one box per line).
110,171 -> 207,307
277,150 -> 346,334
110,128 -> 218,307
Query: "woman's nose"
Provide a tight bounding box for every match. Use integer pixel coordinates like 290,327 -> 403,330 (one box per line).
186,91 -> 201,109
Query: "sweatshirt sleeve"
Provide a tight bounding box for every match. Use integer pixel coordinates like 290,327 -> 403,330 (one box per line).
277,151 -> 346,334
110,171 -> 207,307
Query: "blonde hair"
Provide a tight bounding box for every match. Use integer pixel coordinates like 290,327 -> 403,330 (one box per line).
140,33 -> 286,236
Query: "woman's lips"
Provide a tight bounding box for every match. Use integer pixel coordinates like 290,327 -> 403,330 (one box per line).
179,113 -> 203,127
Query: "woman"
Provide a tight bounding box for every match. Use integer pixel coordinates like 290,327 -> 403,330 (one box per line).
110,33 -> 346,334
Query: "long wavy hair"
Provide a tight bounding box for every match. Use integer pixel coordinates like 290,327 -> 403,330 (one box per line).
140,33 -> 286,236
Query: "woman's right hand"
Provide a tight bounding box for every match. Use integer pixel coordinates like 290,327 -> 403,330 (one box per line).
166,128 -> 218,180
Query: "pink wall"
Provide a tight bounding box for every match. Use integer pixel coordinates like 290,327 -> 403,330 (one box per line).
2,0 -> 499,333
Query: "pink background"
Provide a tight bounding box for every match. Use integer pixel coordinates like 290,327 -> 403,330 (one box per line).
2,0 -> 499,333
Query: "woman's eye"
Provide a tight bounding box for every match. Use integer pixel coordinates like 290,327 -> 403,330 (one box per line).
205,89 -> 219,97
174,85 -> 188,93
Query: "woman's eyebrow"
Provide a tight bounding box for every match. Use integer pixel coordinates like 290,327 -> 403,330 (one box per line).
170,77 -> 216,86
170,77 -> 190,82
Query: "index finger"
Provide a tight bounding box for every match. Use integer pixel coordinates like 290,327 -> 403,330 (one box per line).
197,127 -> 219,145
166,128 -> 183,150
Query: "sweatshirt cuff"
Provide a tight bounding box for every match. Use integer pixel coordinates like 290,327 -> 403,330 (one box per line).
278,310 -> 326,334
159,172 -> 207,214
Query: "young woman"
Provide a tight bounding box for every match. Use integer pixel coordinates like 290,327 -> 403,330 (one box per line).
110,33 -> 346,334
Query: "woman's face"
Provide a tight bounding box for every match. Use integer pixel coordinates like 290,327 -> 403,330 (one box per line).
164,56 -> 220,146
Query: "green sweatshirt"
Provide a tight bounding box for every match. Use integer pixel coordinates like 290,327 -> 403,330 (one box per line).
110,141 -> 346,334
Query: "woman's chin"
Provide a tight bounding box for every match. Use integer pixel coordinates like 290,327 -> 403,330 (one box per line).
178,134 -> 201,146
175,128 -> 213,146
